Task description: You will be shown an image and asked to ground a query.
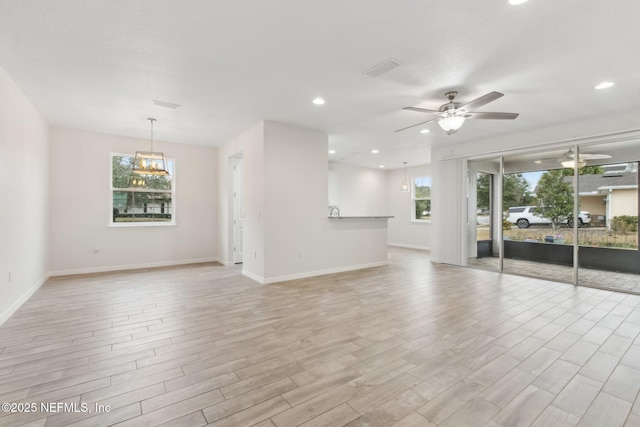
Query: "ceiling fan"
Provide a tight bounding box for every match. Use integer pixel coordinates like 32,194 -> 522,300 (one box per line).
396,91 -> 519,135
534,149 -> 612,168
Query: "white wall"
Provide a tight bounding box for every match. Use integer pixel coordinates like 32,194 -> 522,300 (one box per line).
49,128 -> 218,275
329,164 -> 387,216
263,122 -> 328,278
433,157 -> 468,265
218,121 -> 389,284
0,66 -> 50,324
216,121 -> 264,270
386,164 -> 432,250
329,162 -> 433,251
610,188 -> 638,217
263,122 -> 389,281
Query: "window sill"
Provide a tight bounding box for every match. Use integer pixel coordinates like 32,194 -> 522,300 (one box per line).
411,219 -> 432,224
108,222 -> 176,228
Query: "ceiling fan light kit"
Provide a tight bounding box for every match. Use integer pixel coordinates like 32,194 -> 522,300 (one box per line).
535,149 -> 612,169
561,160 -> 587,169
438,115 -> 466,134
397,90 -> 519,135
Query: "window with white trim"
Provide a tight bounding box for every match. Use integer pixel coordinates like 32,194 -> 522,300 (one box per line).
413,176 -> 431,221
110,153 -> 175,225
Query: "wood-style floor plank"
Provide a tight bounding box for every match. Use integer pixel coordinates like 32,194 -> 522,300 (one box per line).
0,248 -> 639,426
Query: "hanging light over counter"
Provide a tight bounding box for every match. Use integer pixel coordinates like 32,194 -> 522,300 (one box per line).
401,161 -> 410,192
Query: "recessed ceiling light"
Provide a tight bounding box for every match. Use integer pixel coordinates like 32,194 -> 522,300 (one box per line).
328,150 -> 336,154
371,149 -> 379,154
419,129 -> 430,134
508,0 -> 528,5
595,81 -> 615,90
312,97 -> 325,105
379,165 -> 385,168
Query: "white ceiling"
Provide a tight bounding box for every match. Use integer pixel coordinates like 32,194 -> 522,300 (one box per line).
1,0 -> 639,169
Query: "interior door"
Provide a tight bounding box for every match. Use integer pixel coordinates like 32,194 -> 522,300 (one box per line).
233,156 -> 244,264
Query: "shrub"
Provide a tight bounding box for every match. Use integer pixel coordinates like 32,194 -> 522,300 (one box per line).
611,216 -> 638,234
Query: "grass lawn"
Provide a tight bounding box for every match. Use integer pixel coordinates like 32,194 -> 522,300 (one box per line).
476,225 -> 637,249
506,227 -> 637,249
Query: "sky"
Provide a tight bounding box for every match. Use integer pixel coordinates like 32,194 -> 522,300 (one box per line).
523,171 -> 543,190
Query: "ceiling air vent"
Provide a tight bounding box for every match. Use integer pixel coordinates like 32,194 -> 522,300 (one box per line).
152,99 -> 181,110
364,59 -> 400,78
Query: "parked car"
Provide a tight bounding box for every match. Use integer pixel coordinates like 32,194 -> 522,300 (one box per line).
507,206 -> 591,229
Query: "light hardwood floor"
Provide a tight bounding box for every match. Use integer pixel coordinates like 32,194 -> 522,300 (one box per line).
1,247 -> 640,426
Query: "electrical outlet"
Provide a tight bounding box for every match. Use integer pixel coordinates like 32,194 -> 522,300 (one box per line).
8,272 -> 11,284
92,247 -> 100,253
299,249 -> 305,257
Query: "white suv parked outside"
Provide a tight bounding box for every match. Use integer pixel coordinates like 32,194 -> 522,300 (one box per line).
507,206 -> 591,229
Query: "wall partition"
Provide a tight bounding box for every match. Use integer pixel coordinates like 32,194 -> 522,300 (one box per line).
467,137 -> 639,294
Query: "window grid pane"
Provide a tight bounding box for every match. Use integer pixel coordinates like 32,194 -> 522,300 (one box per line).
413,176 -> 431,220
111,154 -> 175,225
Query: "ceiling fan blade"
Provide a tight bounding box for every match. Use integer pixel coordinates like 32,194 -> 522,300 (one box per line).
563,150 -> 612,160
394,118 -> 439,133
465,112 -> 519,120
579,153 -> 612,160
403,106 -> 441,114
459,91 -> 504,111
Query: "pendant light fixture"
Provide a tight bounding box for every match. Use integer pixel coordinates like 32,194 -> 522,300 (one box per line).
133,118 -> 170,176
401,161 -> 410,192
130,177 -> 146,187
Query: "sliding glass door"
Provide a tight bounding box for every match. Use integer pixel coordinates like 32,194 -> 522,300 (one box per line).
501,150 -> 575,282
577,141 -> 639,293
467,159 -> 501,272
466,137 -> 640,294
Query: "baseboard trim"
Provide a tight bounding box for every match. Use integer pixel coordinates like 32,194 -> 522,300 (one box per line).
49,257 -> 221,277
241,269 -> 264,284
388,243 -> 431,251
242,260 -> 389,285
0,274 -> 49,326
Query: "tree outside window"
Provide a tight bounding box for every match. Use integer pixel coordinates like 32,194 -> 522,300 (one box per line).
534,169 -> 574,230
413,176 -> 431,221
